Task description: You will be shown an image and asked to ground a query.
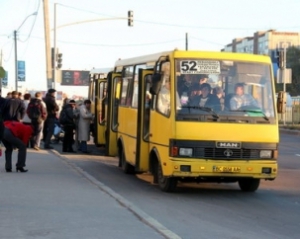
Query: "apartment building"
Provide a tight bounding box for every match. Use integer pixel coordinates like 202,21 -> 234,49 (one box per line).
222,29 -> 300,75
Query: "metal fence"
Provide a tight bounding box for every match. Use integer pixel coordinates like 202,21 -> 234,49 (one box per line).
279,97 -> 300,125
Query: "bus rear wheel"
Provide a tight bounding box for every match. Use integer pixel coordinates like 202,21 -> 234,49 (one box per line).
157,162 -> 177,192
238,178 -> 260,192
120,149 -> 135,174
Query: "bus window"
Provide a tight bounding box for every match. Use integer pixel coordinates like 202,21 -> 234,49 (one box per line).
120,79 -> 129,105
157,62 -> 171,116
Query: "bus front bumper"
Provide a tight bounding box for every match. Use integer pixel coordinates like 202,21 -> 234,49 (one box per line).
163,159 -> 277,180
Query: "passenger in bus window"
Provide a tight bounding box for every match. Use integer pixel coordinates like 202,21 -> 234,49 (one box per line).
230,83 -> 259,110
198,74 -> 208,85
190,83 -> 221,112
157,80 -> 171,115
177,74 -> 193,98
213,86 -> 225,110
189,83 -> 201,102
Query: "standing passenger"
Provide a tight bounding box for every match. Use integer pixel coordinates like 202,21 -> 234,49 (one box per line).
27,92 -> 47,150
2,91 -> 25,122
22,93 -> 32,147
2,121 -> 33,172
60,100 -> 76,153
43,89 -> 59,149
77,100 -> 93,153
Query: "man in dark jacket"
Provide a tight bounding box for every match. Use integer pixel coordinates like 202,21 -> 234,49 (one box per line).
27,92 -> 48,150
2,91 -> 25,121
61,100 -> 77,152
190,83 -> 221,112
43,89 -> 59,149
0,89 -> 6,109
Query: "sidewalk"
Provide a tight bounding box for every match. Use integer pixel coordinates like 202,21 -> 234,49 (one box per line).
0,148 -> 167,239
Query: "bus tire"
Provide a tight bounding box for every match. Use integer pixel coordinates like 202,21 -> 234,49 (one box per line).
238,178 -> 260,192
157,162 -> 177,192
121,149 -> 135,174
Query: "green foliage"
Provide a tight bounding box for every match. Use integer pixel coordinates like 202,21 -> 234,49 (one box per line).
286,47 -> 300,96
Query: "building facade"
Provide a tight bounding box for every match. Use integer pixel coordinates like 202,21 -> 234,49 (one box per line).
222,29 -> 300,76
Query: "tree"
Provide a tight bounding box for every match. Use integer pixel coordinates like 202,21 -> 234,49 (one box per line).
286,46 -> 300,96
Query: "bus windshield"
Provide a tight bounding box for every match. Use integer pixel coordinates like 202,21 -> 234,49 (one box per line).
175,59 -> 275,123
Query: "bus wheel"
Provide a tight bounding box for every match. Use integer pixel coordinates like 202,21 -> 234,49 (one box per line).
157,162 -> 177,192
238,178 -> 260,192
121,149 -> 135,174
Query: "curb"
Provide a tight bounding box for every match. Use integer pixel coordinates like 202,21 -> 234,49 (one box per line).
50,150 -> 182,239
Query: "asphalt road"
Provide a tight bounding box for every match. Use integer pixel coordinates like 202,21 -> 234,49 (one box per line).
53,133 -> 300,239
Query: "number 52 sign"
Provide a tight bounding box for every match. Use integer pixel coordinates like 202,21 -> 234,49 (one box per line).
180,60 -> 220,74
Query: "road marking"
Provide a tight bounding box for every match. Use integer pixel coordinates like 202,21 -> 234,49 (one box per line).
295,154 -> 300,156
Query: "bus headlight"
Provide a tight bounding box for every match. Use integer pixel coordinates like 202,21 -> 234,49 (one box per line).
260,150 -> 272,158
179,148 -> 193,157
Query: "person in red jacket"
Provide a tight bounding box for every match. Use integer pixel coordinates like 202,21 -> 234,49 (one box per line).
2,121 -> 33,172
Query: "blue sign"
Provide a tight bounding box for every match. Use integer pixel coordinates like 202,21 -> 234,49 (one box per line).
17,60 -> 25,82
2,71 -> 8,86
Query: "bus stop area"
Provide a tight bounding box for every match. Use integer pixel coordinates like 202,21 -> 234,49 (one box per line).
0,147 -> 165,239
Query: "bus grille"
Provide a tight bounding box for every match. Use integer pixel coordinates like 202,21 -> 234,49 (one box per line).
194,148 -> 260,159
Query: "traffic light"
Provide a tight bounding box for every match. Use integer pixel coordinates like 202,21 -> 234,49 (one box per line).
128,10 -> 133,27
276,50 -> 284,69
56,53 -> 63,69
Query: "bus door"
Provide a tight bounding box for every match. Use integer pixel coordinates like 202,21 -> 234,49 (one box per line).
105,72 -> 122,156
135,69 -> 153,171
94,79 -> 107,146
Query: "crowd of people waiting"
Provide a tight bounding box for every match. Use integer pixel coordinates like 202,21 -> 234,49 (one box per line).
0,88 -> 94,173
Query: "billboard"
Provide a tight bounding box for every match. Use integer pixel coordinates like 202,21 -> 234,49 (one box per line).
61,70 -> 89,86
17,60 -> 26,82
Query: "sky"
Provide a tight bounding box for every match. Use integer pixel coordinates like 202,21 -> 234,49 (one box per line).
1,0 -> 300,97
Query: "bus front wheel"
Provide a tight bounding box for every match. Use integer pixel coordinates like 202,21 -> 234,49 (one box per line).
157,162 -> 177,192
238,178 -> 260,192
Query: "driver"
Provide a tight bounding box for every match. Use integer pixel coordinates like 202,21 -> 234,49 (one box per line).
230,83 -> 259,110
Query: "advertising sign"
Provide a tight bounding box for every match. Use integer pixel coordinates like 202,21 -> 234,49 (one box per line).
61,70 -> 89,86
17,60 -> 26,81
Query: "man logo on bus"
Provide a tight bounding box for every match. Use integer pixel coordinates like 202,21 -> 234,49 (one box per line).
216,142 -> 241,148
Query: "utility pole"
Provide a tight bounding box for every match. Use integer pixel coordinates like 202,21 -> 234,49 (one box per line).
53,3 -> 58,89
43,0 -> 53,89
14,30 -> 18,90
185,32 -> 188,50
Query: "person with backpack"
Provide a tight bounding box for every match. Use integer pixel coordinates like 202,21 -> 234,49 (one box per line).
60,100 -> 77,153
27,92 -> 47,150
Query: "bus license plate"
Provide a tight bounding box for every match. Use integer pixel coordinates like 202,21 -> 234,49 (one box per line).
213,166 -> 241,173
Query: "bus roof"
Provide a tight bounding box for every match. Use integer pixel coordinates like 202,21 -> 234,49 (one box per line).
114,50 -> 272,67
89,67 -> 112,74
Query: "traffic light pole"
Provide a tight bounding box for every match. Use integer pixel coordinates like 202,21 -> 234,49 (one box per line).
53,2 -> 57,89
278,47 -> 287,125
52,4 -> 133,90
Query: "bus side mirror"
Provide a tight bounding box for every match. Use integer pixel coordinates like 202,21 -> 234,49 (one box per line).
277,91 -> 286,113
150,73 -> 162,95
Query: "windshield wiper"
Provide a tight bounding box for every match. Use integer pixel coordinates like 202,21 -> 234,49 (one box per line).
181,106 -> 219,119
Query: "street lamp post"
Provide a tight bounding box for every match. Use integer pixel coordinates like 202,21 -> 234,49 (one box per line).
14,12 -> 37,91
